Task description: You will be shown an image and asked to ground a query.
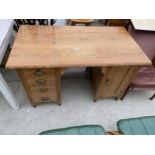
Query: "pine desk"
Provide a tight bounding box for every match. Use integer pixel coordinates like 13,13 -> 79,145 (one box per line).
6,25 -> 151,106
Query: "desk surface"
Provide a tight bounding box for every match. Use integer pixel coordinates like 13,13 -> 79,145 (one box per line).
6,25 -> 151,69
131,19 -> 155,31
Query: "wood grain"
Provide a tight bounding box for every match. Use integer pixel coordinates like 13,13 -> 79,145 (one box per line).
70,19 -> 94,24
105,19 -> 127,26
6,25 -> 151,69
90,66 -> 139,100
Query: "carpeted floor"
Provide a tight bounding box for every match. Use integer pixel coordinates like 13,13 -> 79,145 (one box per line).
0,68 -> 155,135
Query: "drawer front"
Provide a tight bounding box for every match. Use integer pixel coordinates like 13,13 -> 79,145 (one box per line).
29,86 -> 56,93
31,92 -> 58,103
20,68 -> 55,78
24,76 -> 56,87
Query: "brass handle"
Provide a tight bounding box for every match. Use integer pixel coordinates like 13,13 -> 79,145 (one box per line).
41,97 -> 50,101
106,79 -> 111,86
35,79 -> 46,84
39,88 -> 48,92
33,69 -> 44,76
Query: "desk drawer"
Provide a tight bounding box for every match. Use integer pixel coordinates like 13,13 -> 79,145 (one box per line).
25,76 -> 56,87
29,86 -> 56,93
20,68 -> 55,78
31,92 -> 58,104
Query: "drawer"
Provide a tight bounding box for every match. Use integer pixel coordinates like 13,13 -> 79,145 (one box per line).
29,86 -> 56,93
19,68 -> 55,78
24,76 -> 56,87
31,92 -> 58,103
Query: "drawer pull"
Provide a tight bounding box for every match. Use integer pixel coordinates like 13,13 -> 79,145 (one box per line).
39,88 -> 48,92
41,97 -> 50,101
33,69 -> 44,76
105,78 -> 111,86
35,79 -> 46,84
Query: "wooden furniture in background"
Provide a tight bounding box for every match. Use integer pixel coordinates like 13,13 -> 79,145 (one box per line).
14,19 -> 55,32
6,26 -> 151,106
68,19 -> 94,26
105,19 -> 129,27
120,22 -> 155,100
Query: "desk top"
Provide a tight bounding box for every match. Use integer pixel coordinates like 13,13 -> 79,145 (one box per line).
6,25 -> 151,69
131,19 -> 155,31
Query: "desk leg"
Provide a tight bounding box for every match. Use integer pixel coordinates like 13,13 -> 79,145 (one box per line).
0,73 -> 19,109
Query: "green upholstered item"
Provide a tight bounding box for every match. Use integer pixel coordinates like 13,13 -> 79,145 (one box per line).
39,125 -> 106,135
117,116 -> 155,135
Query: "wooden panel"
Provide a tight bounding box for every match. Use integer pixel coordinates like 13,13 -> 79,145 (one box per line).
90,66 -> 138,100
6,26 -> 151,69
117,67 -> 139,99
24,77 -> 56,87
29,86 -> 56,93
90,67 -> 104,93
30,91 -> 58,104
70,19 -> 94,24
105,19 -> 127,26
17,68 -> 61,107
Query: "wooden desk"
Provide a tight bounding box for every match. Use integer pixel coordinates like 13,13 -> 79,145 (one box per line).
131,19 -> 155,31
69,19 -> 94,26
6,26 -> 151,106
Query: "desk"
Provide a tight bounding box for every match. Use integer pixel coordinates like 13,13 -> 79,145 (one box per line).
69,19 -> 94,26
6,26 -> 151,106
0,19 -> 19,109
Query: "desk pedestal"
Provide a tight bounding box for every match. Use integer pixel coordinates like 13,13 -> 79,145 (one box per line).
17,68 -> 61,107
90,66 -> 138,101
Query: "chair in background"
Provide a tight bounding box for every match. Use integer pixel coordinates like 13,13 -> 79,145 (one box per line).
121,23 -> 155,100
39,125 -> 106,135
14,19 -> 56,32
68,19 -> 94,26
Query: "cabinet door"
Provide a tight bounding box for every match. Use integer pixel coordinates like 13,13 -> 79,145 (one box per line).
91,66 -> 138,100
